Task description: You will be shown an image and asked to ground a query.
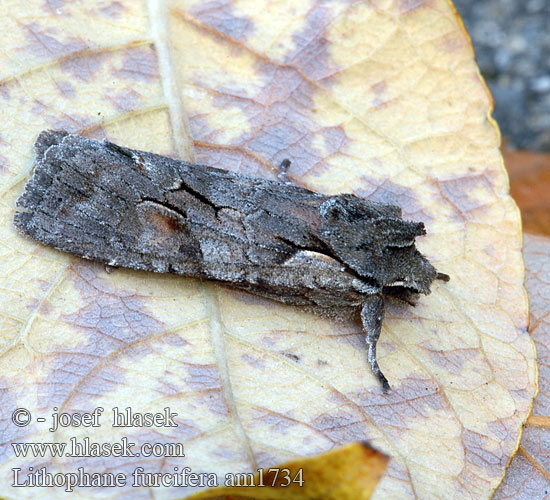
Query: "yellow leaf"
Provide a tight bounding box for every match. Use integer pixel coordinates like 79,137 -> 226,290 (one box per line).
0,1 -> 536,499
188,442 -> 388,499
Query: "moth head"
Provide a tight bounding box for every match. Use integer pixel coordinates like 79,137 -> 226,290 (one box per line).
319,195 -> 444,294
382,244 -> 439,294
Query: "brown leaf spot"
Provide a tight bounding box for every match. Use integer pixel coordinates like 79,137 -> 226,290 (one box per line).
60,52 -> 106,82
524,236 -> 550,416
42,0 -> 67,13
39,350 -> 121,409
65,263 -> 164,346
517,426 -> 550,474
226,287 -> 276,306
100,1 -> 125,18
39,300 -> 53,316
103,87 -> 143,111
172,419 -> 203,441
241,353 -> 266,369
493,446 -> 549,499
355,174 -> 431,222
371,80 -> 388,108
312,408 -> 371,444
185,364 -> 221,391
52,113 -> 95,132
31,99 -> 94,132
160,331 -> 188,348
86,127 -> 108,141
440,32 -> 466,53
353,378 -> 446,429
25,298 -> 40,312
463,429 -> 508,479
194,143 -> 279,180
435,172 -> 497,221
422,342 -> 479,375
194,389 -> 228,416
201,64 -> 349,180
33,262 -> 178,409
399,0 -> 428,14
0,84 -> 11,100
36,279 -> 53,292
143,419 -> 202,442
23,23 -> 87,59
488,418 -> 513,443
254,450 -> 282,469
183,5 -> 351,180
329,329 -> 364,351
0,154 -> 10,173
0,376 -> 32,455
261,334 -> 278,347
383,460 -> 418,496
115,46 -> 159,82
56,80 -> 76,98
249,408 -> 299,434
190,1 -> 254,40
282,2 -> 339,81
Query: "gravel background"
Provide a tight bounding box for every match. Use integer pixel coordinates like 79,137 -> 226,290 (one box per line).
453,0 -> 550,151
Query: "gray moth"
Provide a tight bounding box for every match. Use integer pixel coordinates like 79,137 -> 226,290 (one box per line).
14,130 -> 449,391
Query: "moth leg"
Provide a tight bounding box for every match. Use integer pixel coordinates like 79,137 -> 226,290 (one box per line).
386,287 -> 417,306
361,294 -> 390,393
277,159 -> 294,185
436,272 -> 450,282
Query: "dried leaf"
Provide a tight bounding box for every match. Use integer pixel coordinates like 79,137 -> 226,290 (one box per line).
493,234 -> 550,499
0,1 -> 536,499
188,442 -> 388,500
504,150 -> 550,237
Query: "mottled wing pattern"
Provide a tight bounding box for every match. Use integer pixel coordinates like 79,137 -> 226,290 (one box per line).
14,132 -> 369,309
